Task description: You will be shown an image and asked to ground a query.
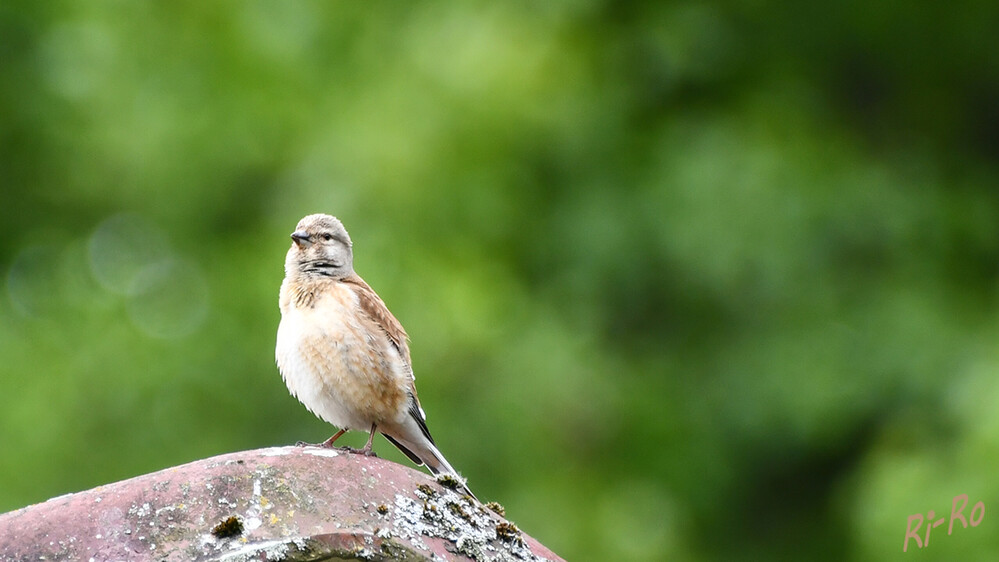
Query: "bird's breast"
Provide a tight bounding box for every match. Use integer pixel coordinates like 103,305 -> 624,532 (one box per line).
276,281 -> 410,429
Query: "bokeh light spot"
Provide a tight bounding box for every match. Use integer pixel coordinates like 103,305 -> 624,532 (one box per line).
126,258 -> 209,339
88,214 -> 171,296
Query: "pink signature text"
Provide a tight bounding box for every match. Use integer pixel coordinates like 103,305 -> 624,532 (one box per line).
903,494 -> 984,552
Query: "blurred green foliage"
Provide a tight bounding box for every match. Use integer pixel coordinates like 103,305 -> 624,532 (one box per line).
2,2 -> 999,560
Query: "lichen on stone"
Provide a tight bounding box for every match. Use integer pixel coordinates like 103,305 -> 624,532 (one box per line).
391,487 -> 548,561
210,516 -> 243,539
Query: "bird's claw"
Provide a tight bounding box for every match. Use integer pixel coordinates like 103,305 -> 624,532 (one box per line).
339,446 -> 378,457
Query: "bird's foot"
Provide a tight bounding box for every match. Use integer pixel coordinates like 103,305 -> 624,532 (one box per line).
339,446 -> 378,457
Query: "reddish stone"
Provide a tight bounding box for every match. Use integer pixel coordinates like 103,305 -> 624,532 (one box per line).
0,447 -> 564,561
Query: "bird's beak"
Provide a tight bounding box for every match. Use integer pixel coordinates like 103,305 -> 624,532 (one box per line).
290,230 -> 312,248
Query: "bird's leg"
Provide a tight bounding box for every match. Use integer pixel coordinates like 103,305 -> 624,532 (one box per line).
321,429 -> 347,448
359,424 -> 377,456
296,428 -> 346,448
339,424 -> 379,457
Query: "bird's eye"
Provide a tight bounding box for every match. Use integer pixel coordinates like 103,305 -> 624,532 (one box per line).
322,233 -> 333,241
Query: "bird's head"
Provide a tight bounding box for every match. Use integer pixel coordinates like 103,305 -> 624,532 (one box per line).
286,214 -> 354,279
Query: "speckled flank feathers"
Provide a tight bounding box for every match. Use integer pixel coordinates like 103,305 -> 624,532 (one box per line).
275,214 -> 475,499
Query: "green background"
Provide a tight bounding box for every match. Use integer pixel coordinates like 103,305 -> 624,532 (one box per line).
2,2 -> 999,560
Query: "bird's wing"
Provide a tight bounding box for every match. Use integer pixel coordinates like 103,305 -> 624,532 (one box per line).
339,274 -> 412,367
340,274 -> 437,444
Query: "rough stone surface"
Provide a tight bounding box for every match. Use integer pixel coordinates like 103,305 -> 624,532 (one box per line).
0,447 -> 564,561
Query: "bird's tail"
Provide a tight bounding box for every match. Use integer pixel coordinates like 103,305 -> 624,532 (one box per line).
382,432 -> 477,501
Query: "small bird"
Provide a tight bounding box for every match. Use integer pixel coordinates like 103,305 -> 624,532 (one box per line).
275,214 -> 474,498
